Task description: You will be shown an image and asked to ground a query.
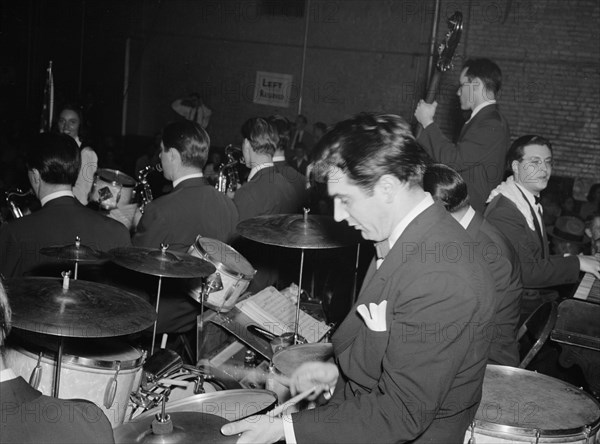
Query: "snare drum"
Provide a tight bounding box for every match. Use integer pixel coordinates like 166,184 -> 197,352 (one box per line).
465,365 -> 600,443
188,236 -> 256,312
5,338 -> 144,427
90,168 -> 136,210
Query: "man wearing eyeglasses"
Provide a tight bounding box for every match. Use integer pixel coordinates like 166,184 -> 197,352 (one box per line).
414,58 -> 510,213
485,135 -> 600,321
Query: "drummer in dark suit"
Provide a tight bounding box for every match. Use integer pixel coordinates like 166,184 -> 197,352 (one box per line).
0,133 -> 131,278
0,279 -> 115,443
223,113 -> 496,443
132,120 -> 238,333
423,163 -> 523,366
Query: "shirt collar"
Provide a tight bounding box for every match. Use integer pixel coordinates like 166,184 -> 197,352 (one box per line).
0,368 -> 17,382
514,182 -> 541,208
376,193 -> 435,267
466,100 -> 496,123
458,205 -> 477,229
247,162 -> 274,182
272,155 -> 285,162
41,190 -> 74,206
173,172 -> 203,188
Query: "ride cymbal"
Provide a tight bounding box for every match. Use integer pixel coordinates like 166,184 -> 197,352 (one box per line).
39,238 -> 110,262
4,277 -> 156,337
236,214 -> 361,249
109,246 -> 216,278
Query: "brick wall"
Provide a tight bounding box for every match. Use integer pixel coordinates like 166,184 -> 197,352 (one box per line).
434,0 -> 600,184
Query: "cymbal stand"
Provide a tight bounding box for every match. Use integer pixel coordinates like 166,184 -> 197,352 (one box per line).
150,276 -> 163,356
53,271 -> 72,397
73,236 -> 81,280
293,209 -> 310,344
196,273 -> 223,362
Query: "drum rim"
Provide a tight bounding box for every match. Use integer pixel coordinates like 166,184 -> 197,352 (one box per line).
474,365 -> 600,437
10,343 -> 144,370
192,236 -> 256,279
95,168 -> 137,187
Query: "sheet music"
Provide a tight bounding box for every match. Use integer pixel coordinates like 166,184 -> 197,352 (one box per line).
237,286 -> 330,343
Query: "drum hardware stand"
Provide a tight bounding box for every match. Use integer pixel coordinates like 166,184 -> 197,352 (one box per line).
150,243 -> 173,355
293,209 -> 310,345
52,270 -> 73,397
195,273 -> 223,363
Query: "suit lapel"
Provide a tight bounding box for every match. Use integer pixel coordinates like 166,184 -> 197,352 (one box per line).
458,104 -> 498,141
332,203 -> 446,355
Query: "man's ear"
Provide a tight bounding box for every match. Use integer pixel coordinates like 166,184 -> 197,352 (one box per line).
29,168 -> 41,185
376,174 -> 402,203
510,160 -> 520,177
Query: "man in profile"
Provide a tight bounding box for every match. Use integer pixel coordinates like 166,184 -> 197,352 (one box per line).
415,58 -> 510,212
0,279 -> 115,443
0,133 -> 130,278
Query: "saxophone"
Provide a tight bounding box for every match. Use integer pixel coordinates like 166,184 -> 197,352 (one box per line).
137,163 -> 162,213
4,189 -> 37,219
216,145 -> 241,195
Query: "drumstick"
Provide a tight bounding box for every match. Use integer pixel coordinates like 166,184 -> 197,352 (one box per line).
267,386 -> 319,417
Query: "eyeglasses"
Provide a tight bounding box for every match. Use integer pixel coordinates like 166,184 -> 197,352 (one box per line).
521,158 -> 554,168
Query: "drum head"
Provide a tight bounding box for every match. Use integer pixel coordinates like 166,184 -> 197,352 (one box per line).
475,365 -> 600,436
272,343 -> 333,378
193,236 -> 255,279
96,168 -> 136,187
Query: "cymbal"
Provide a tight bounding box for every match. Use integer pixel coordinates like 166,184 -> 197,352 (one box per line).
236,214 -> 361,249
39,242 -> 110,262
113,411 -> 236,444
272,343 -> 334,378
4,277 -> 156,337
109,246 -> 216,278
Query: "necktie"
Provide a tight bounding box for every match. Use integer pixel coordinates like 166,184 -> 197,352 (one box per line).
374,240 -> 390,261
517,188 -> 545,259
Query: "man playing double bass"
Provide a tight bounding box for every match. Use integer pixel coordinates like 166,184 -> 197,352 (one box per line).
414,58 -> 510,213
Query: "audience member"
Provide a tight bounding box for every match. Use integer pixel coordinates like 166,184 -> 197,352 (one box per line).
290,143 -> 309,176
55,104 -> 97,206
290,114 -> 315,154
580,183 -> 600,220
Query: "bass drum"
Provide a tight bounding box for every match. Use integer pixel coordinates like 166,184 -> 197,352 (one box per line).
464,365 -> 600,443
5,337 -> 144,428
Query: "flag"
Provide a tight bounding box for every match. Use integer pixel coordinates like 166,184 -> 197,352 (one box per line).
40,61 -> 54,133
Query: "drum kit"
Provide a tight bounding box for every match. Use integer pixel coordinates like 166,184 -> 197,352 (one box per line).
5,212 -> 600,443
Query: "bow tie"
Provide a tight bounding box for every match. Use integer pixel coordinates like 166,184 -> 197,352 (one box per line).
374,240 -> 390,261
534,195 -> 541,205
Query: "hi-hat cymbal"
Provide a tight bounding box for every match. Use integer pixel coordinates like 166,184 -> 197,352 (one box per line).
40,242 -> 110,262
4,277 -> 156,337
110,246 -> 216,278
113,411 -> 236,444
236,214 -> 361,249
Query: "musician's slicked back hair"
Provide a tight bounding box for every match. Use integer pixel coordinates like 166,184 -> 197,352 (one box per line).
267,115 -> 291,152
313,113 -> 432,193
0,280 -> 11,347
25,133 -> 81,186
241,117 -> 278,156
162,120 -> 210,169
423,163 -> 470,213
463,58 -> 502,95
506,135 -> 553,169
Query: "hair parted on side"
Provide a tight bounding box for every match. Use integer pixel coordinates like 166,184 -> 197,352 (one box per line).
312,113 -> 432,193
423,163 -> 470,213
241,117 -> 279,156
506,134 -> 553,169
162,120 -> 211,169
25,133 -> 81,186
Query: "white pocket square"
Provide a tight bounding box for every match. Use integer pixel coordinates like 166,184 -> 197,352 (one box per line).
356,300 -> 388,332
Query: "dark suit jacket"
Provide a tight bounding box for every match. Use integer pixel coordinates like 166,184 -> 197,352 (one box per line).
273,161 -> 308,209
0,376 -> 115,443
292,203 -> 496,444
465,211 -> 522,366
132,177 -> 239,333
485,194 -> 580,289
133,177 -> 238,250
0,196 -> 131,278
418,104 -> 510,213
233,167 -> 301,222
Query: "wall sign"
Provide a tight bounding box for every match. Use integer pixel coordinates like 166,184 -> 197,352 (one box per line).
253,71 -> 293,107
